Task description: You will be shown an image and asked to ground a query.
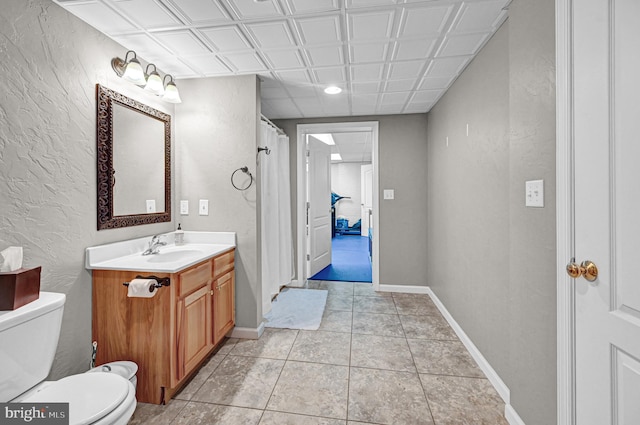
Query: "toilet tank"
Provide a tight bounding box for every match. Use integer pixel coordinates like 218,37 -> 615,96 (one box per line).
0,292 -> 66,401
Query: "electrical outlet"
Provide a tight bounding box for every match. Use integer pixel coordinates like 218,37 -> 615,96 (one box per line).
180,200 -> 189,215
146,200 -> 156,213
383,189 -> 395,200
525,180 -> 544,207
199,199 -> 209,216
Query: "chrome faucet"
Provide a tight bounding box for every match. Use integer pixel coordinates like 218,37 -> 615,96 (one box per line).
142,234 -> 167,255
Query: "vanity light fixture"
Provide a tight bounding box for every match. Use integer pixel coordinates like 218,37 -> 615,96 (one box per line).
162,75 -> 182,104
111,50 -> 146,86
144,64 -> 164,95
324,85 -> 342,95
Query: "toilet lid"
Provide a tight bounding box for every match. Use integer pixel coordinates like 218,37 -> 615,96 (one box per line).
22,373 -> 129,425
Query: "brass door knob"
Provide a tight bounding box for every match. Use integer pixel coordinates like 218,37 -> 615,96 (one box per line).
566,258 -> 598,282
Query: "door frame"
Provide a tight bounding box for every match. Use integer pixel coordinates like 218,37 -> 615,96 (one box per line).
556,0 -> 576,423
296,121 -> 380,289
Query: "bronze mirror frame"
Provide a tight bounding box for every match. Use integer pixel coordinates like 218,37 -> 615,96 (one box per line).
96,84 -> 171,230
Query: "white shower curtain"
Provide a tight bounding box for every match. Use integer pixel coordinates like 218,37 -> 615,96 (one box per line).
260,121 -> 293,315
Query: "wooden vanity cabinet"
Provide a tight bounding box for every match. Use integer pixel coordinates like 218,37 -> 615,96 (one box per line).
91,248 -> 235,404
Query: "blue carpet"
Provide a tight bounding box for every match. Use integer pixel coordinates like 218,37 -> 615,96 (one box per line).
310,235 -> 372,282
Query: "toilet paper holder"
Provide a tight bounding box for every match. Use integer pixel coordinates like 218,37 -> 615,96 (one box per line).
122,275 -> 171,292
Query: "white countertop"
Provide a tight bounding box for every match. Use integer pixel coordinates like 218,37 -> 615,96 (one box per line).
85,231 -> 236,273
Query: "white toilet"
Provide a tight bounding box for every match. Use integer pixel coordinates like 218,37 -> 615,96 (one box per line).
0,292 -> 137,425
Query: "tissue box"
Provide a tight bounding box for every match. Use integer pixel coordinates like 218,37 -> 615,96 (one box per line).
0,266 -> 41,310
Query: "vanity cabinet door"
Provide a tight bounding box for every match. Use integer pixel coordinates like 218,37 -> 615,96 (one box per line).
176,283 -> 213,380
213,270 -> 235,345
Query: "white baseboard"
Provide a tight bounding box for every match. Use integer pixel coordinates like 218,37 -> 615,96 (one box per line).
378,284 -> 430,294
229,322 -> 265,340
426,288 -> 525,425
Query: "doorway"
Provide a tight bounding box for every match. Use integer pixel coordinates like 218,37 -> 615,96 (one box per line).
296,122 -> 380,289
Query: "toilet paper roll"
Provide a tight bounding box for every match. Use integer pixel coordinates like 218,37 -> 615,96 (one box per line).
127,279 -> 158,298
0,246 -> 23,272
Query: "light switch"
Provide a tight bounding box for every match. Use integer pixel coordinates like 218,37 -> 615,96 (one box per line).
199,199 -> 209,216
525,180 -> 544,207
180,200 -> 189,215
383,189 -> 395,200
146,200 -> 156,213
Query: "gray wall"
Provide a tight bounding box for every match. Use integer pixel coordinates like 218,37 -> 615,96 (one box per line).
0,0 -> 175,379
426,0 -> 556,423
176,75 -> 261,330
275,115 -> 428,286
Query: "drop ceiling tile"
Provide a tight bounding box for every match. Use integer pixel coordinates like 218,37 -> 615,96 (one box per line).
264,98 -> 301,117
426,56 -> 469,77
221,52 -> 268,72
285,0 -> 340,15
352,105 -> 377,115
159,59 -> 198,77
181,54 -> 230,74
350,63 -> 385,81
351,81 -> 381,94
397,5 -> 455,38
381,91 -> 410,105
306,45 -> 344,67
410,89 -> 440,103
346,0 -> 397,8
450,0 -> 508,34
314,67 -> 347,84
263,49 -> 305,69
296,16 -> 342,45
377,103 -> 405,114
113,0 -> 181,29
167,0 -> 230,24
114,33 -> 172,59
154,31 -> 210,55
62,2 -> 136,33
348,10 -> 395,41
437,33 -> 489,57
225,0 -> 284,19
199,26 -> 252,52
275,69 -> 313,84
388,60 -> 424,80
261,85 -> 291,99
260,76 -> 283,87
393,38 -> 437,60
351,94 -> 378,107
286,84 -> 320,98
418,76 -> 454,90
245,21 -> 296,49
404,102 -> 434,113
295,99 -> 325,117
384,79 -> 417,92
349,43 -> 389,63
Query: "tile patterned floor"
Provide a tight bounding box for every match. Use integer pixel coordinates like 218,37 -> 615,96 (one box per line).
128,281 -> 509,425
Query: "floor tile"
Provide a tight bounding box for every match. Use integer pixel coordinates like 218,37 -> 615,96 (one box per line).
172,402 -> 263,425
288,330 -> 351,365
350,334 -> 415,372
326,294 -> 354,311
353,296 -> 397,314
230,329 -> 298,359
420,375 -> 509,425
192,355 -> 285,409
351,312 -> 404,337
318,309 -> 352,333
308,280 -> 354,296
348,367 -> 433,425
128,399 -> 187,425
217,337 -> 240,354
392,294 -> 441,316
407,339 -> 484,377
259,411 -> 346,425
267,361 -> 349,419
399,314 -> 458,340
174,352 -> 226,401
353,283 -> 391,297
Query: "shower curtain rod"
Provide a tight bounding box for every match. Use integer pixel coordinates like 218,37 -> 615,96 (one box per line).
260,114 -> 286,136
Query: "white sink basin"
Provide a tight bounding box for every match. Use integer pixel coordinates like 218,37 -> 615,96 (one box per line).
144,248 -> 205,263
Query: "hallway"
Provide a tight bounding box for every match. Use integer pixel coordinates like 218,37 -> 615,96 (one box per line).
129,282 -> 507,425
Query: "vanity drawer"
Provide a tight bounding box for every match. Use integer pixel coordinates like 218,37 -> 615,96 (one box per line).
179,261 -> 212,296
213,250 -> 234,278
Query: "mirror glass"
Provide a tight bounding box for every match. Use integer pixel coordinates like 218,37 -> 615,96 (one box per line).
96,84 -> 171,230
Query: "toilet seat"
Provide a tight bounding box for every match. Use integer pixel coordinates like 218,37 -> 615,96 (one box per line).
21,373 -> 132,425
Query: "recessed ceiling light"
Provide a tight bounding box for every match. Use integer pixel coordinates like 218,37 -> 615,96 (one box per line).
331,153 -> 342,161
324,86 -> 342,95
310,133 -> 335,145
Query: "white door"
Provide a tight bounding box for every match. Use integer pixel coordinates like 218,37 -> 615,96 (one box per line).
307,135 -> 332,277
361,164 -> 373,237
572,0 -> 640,423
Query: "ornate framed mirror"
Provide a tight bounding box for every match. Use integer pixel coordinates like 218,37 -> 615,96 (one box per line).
96,84 -> 171,230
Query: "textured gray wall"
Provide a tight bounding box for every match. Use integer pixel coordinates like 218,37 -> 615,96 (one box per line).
274,114 -> 428,286
0,0 -> 175,379
176,75 -> 261,329
426,0 -> 556,423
